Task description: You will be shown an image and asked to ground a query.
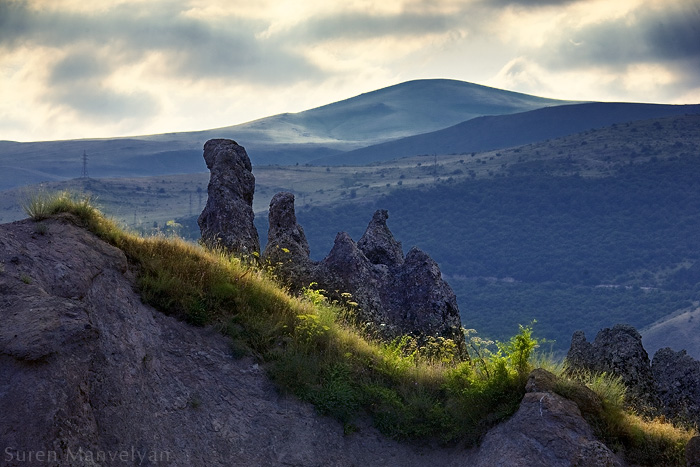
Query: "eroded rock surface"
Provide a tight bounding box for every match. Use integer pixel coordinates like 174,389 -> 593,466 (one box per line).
198,139 -> 259,255
652,347 -> 700,425
474,369 -> 623,467
261,192 -> 314,289
0,215 -> 474,467
314,210 -> 466,352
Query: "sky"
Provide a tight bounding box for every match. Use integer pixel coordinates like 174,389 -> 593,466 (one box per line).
1,0 -> 699,142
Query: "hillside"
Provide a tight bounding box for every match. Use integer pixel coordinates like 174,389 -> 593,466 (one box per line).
3,198 -> 694,465
0,79 -> 572,191
284,115 -> 700,355
312,102 -> 700,165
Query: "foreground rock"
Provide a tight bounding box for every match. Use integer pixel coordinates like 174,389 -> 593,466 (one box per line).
198,139 -> 259,256
0,215 -> 476,466
474,369 -> 623,467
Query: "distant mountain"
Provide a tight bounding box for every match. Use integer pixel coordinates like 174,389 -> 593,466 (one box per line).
312,102 -> 700,165
0,80 -> 573,190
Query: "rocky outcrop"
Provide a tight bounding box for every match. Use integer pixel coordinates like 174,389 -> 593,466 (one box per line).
567,324 -> 700,426
1,215 -> 478,466
652,347 -> 700,424
315,210 -> 466,352
260,198 -> 466,350
473,369 -> 623,467
566,325 -> 660,413
198,139 -> 259,255
357,209 -> 404,268
261,192 -> 314,289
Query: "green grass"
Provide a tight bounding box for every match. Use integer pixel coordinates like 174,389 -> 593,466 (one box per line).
24,191 -> 697,462
552,366 -> 695,465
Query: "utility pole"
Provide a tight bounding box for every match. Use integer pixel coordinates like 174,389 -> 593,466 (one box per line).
433,153 -> 438,182
81,151 -> 89,179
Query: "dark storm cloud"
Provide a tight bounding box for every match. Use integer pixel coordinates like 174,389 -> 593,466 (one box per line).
50,52 -> 112,84
0,1 -> 322,84
48,85 -> 161,121
484,0 -> 580,7
291,11 -> 457,42
543,2 -> 700,70
0,1 -> 324,121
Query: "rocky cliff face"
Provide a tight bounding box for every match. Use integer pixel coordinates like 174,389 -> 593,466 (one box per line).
200,139 -> 466,350
567,325 -> 661,412
652,347 -> 700,424
261,192 -> 314,288
198,139 -> 259,255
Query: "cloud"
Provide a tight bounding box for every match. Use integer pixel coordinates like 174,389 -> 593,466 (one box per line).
48,85 -> 160,121
543,2 -> 700,70
1,1 -> 323,84
485,0 -> 581,7
287,11 -> 457,42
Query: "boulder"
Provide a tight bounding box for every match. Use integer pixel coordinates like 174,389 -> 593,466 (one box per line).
198,139 -> 259,256
474,388 -> 622,466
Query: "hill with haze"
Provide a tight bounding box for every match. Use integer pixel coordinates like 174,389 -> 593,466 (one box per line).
312,102 -> 700,165
0,79 -> 573,191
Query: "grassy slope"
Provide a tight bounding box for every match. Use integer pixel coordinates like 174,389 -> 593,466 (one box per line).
20,192 -> 696,465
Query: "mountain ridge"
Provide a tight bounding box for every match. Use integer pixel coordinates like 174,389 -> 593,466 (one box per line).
312,102 -> 700,165
0,79 -> 574,190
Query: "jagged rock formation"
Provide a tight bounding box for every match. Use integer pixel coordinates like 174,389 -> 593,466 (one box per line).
261,192 -> 314,288
473,369 -> 623,467
566,324 -> 661,413
198,139 -> 259,255
261,200 -> 466,351
357,209 -> 404,268
567,324 -> 700,427
652,347 -> 700,424
315,210 -> 466,351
